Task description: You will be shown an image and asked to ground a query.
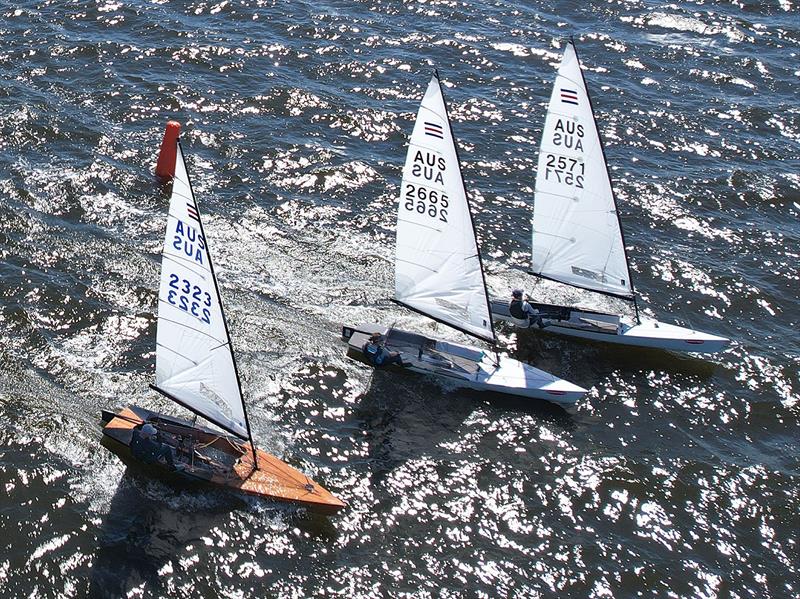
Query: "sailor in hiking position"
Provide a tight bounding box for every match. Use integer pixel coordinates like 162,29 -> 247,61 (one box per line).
362,332 -> 406,367
509,289 -> 545,328
130,423 -> 181,469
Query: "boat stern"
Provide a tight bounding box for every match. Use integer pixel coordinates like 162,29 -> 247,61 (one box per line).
343,326 -> 387,367
100,406 -> 145,448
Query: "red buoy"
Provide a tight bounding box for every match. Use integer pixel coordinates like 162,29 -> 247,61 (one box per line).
155,120 -> 181,179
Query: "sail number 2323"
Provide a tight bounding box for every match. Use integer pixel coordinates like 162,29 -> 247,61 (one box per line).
167,273 -> 212,325
544,154 -> 584,188
404,184 -> 449,223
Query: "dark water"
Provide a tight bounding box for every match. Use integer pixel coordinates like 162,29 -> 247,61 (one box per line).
0,0 -> 797,596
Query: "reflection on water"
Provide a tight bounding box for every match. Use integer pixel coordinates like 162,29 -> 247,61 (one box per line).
0,0 -> 797,596
89,477 -> 178,598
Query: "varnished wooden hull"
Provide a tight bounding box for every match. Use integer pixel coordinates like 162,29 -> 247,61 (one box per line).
100,406 -> 346,515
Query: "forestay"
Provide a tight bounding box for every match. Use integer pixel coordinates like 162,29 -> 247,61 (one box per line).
530,42 -> 634,299
394,76 -> 495,344
154,142 -> 248,439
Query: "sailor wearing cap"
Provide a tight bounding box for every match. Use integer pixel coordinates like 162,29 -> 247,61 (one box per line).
362,332 -> 405,367
509,289 -> 544,328
130,422 -> 179,469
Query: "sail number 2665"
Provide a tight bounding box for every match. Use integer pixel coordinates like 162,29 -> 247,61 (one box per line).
167,273 -> 212,325
544,154 -> 584,188
404,184 -> 449,223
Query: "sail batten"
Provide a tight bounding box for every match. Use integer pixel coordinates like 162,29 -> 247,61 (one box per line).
154,142 -> 249,439
394,75 -> 495,344
530,41 -> 634,299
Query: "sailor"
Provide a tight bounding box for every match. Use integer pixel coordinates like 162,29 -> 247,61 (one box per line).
362,332 -> 405,367
130,423 -> 181,469
509,289 -> 545,328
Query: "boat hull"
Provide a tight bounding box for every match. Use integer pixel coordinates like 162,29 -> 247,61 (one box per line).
100,406 -> 346,515
490,300 -> 730,354
342,324 -> 586,409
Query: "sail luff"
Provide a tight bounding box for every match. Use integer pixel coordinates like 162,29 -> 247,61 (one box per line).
175,140 -> 257,454
570,40 -> 636,300
530,40 -> 634,299
394,75 -> 496,343
434,72 -> 498,346
154,140 -> 252,442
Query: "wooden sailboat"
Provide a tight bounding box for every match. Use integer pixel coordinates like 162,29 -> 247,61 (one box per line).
343,74 -> 587,409
101,135 -> 345,514
490,40 -> 730,354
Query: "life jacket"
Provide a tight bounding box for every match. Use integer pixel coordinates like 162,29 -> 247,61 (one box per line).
362,342 -> 384,365
509,299 -> 526,319
131,431 -> 161,465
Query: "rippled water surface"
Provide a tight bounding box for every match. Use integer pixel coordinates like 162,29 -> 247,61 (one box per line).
0,0 -> 798,597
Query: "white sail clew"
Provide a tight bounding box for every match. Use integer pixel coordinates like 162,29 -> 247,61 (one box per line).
154,143 -> 248,439
394,76 -> 495,344
531,42 -> 634,299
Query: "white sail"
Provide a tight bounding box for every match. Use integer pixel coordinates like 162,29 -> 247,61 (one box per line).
154,142 -> 248,439
394,76 -> 495,343
530,42 -> 634,299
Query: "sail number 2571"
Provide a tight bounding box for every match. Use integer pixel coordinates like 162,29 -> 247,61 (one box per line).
544,154 -> 584,188
404,183 -> 449,223
167,273 -> 212,325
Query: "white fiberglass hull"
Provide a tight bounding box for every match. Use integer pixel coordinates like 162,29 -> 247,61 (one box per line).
491,300 -> 729,354
342,324 -> 587,409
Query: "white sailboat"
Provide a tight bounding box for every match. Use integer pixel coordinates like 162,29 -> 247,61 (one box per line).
343,74 -> 587,409
491,40 -> 730,354
101,133 -> 345,514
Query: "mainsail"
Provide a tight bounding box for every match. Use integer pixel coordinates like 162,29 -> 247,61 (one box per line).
394,75 -> 495,344
530,41 -> 634,299
154,141 -> 249,439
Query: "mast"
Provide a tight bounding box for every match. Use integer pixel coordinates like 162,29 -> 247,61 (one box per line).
569,37 -> 640,322
174,138 -> 259,468
433,70 -> 499,347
